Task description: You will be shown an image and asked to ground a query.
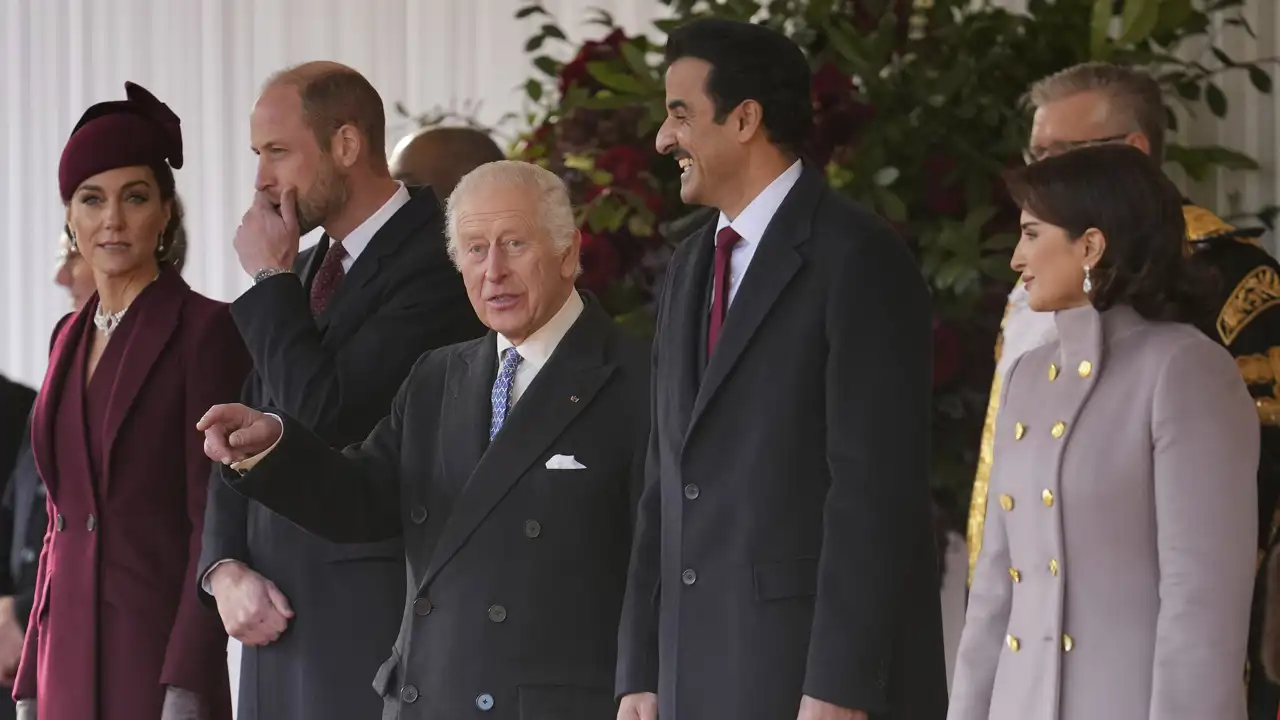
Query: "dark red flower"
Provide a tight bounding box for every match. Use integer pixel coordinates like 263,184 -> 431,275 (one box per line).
812,62 -> 853,107
596,146 -> 649,187
932,319 -> 962,388
809,100 -> 874,169
922,153 -> 964,217
558,29 -> 630,95
532,122 -> 554,145
577,231 -> 623,295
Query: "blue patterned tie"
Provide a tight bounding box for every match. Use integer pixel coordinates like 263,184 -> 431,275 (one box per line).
489,347 -> 524,441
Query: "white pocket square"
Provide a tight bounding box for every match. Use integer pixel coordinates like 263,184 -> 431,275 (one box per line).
545,454 -> 586,470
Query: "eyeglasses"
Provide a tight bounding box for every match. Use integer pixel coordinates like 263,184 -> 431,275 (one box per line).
1023,134 -> 1131,165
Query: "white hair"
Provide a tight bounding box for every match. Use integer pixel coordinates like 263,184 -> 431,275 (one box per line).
444,160 -> 579,272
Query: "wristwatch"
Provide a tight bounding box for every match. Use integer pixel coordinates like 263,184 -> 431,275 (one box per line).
253,267 -> 295,285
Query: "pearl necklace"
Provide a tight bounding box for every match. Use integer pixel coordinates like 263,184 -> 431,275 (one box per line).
94,272 -> 160,336
93,303 -> 128,336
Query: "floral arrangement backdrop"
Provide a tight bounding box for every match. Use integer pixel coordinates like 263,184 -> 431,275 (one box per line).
495,0 -> 1275,532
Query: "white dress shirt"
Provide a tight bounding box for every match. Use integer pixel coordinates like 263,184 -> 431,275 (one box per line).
495,290 -> 584,407
712,159 -> 803,308
334,182 -> 410,271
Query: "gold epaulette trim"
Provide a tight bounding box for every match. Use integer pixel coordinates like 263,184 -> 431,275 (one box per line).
1218,266 -> 1280,346
1184,204 -> 1261,247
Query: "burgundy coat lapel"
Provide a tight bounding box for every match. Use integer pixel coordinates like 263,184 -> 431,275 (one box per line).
31,306 -> 94,493
100,270 -> 186,490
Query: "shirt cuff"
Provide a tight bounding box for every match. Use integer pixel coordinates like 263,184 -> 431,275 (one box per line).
201,559 -> 245,595
228,413 -> 284,474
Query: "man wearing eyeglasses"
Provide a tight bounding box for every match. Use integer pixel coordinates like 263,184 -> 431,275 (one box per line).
966,60 -> 1280,720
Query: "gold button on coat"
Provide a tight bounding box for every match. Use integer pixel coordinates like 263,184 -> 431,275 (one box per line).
1063,634 -> 1074,652
1049,558 -> 1059,576
1008,568 -> 1021,583
1078,360 -> 1092,377
999,494 -> 1014,511
1006,635 -> 1020,652
1051,421 -> 1066,438
1014,422 -> 1025,440
1042,489 -> 1054,507
1048,364 -> 1059,381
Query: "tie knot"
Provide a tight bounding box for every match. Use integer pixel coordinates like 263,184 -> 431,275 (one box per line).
501,347 -> 524,370
326,241 -> 348,262
716,226 -> 741,250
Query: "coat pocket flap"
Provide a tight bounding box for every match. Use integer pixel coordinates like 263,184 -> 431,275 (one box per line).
753,557 -> 820,601
371,649 -> 400,697
517,684 -> 614,719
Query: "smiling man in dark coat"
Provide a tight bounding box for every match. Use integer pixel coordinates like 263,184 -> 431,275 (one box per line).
616,19 -> 947,720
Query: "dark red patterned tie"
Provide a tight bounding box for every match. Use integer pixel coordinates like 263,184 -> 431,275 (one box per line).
707,226 -> 741,356
309,240 -> 347,317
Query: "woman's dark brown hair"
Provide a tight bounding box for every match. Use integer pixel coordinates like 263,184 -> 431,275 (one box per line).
1003,144 -> 1212,324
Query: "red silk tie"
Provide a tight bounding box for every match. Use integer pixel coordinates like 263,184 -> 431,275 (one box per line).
309,240 -> 347,317
707,226 -> 741,356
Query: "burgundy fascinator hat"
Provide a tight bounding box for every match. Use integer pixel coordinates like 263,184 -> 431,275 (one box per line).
58,81 -> 183,202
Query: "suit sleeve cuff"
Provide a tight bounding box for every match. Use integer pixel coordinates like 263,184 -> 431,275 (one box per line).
200,559 -> 248,596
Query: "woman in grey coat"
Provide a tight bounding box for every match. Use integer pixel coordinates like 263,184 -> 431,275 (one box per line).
949,145 -> 1259,720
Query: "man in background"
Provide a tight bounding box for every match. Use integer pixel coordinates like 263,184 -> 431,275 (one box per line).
390,125 -> 505,198
0,231 -> 97,719
197,62 -> 483,720
966,61 -> 1280,720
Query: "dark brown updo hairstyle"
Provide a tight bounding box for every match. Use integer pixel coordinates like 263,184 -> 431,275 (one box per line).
1003,144 -> 1212,324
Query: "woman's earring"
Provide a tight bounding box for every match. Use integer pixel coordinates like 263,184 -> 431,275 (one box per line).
68,233 -> 77,252
1083,265 -> 1093,294
156,233 -> 166,257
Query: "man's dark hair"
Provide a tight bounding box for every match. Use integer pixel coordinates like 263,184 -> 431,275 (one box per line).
664,18 -> 813,156
1004,144 -> 1211,323
269,63 -> 389,171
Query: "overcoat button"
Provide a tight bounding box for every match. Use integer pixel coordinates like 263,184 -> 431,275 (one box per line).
400,685 -> 419,703
1042,489 -> 1054,507
684,484 -> 700,500
1006,634 -> 1020,652
476,693 -> 494,711
1048,364 -> 1059,381
682,569 -> 697,585
488,605 -> 507,623
524,520 -> 541,538
410,506 -> 428,524
1078,360 -> 1092,377
86,514 -> 97,532
55,515 -> 65,532
999,494 -> 1014,511
413,598 -> 433,616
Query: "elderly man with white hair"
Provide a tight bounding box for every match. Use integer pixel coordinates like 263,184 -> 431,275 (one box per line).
194,160 -> 650,720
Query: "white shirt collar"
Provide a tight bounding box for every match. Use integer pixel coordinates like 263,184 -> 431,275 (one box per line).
331,182 -> 411,271
495,289 -> 585,368
715,159 -> 803,247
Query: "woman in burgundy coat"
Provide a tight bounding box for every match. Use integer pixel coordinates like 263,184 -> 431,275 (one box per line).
13,82 -> 250,720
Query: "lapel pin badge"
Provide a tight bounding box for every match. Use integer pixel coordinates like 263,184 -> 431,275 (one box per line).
569,395 -> 579,403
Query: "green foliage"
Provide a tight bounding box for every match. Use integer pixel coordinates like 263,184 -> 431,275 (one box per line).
507,0 -> 1276,526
